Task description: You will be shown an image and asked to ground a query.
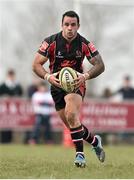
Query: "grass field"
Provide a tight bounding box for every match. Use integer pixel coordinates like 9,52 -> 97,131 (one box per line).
0,144 -> 134,179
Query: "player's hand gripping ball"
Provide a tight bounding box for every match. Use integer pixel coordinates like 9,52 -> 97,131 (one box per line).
59,67 -> 77,93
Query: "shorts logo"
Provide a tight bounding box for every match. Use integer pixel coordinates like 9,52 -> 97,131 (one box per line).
39,41 -> 49,52
88,42 -> 97,53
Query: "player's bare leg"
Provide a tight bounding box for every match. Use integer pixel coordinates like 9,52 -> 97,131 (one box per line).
58,102 -> 105,164
64,93 -> 86,168
57,109 -> 70,129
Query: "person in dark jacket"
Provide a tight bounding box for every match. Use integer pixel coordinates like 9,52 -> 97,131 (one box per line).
0,69 -> 23,143
117,75 -> 134,100
0,69 -> 23,96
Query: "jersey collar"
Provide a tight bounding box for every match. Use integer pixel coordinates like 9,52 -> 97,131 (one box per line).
60,31 -> 79,44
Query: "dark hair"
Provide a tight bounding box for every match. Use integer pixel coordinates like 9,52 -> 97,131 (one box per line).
7,69 -> 15,75
124,75 -> 131,81
62,11 -> 80,24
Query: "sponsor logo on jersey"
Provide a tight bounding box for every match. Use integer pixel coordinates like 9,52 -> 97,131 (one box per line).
39,41 -> 49,52
61,60 -> 76,67
88,42 -> 97,53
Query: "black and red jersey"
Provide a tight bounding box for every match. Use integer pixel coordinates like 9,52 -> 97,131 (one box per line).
38,31 -> 99,73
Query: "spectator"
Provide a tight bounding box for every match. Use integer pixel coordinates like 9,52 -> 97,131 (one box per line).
29,81 -> 54,144
23,76 -> 41,143
108,75 -> 134,102
102,87 -> 112,99
0,69 -> 23,143
0,69 -> 23,96
117,75 -> 134,100
114,75 -> 134,142
27,76 -> 41,98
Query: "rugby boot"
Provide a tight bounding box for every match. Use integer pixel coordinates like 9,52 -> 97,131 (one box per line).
74,153 -> 86,168
92,135 -> 105,162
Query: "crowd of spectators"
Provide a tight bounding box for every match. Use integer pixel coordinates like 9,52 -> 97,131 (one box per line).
0,69 -> 54,144
0,69 -> 134,144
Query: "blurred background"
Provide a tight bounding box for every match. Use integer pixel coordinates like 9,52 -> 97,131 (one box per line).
0,0 -> 134,95
0,0 -> 134,145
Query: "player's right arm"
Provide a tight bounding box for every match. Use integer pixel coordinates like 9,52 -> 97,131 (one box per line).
32,53 -> 60,87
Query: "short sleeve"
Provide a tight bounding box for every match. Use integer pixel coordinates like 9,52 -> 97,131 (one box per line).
88,42 -> 99,58
37,38 -> 50,58
82,38 -> 99,61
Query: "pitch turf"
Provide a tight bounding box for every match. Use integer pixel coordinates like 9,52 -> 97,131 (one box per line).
0,144 -> 134,179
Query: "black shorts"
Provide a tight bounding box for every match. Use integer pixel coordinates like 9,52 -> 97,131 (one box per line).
51,84 -> 86,111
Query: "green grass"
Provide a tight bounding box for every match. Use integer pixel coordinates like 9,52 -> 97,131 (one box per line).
0,144 -> 134,179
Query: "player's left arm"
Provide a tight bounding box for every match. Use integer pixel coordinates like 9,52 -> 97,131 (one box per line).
85,53 -> 105,80
74,54 -> 105,88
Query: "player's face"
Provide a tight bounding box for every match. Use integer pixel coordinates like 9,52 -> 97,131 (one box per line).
62,16 -> 79,41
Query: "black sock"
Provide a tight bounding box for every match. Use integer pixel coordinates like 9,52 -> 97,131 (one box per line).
70,125 -> 84,154
82,124 -> 98,147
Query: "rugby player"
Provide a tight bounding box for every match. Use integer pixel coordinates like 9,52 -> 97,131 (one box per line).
32,10 -> 105,167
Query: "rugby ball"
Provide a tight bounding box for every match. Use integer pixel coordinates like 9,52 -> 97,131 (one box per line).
59,67 -> 77,92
